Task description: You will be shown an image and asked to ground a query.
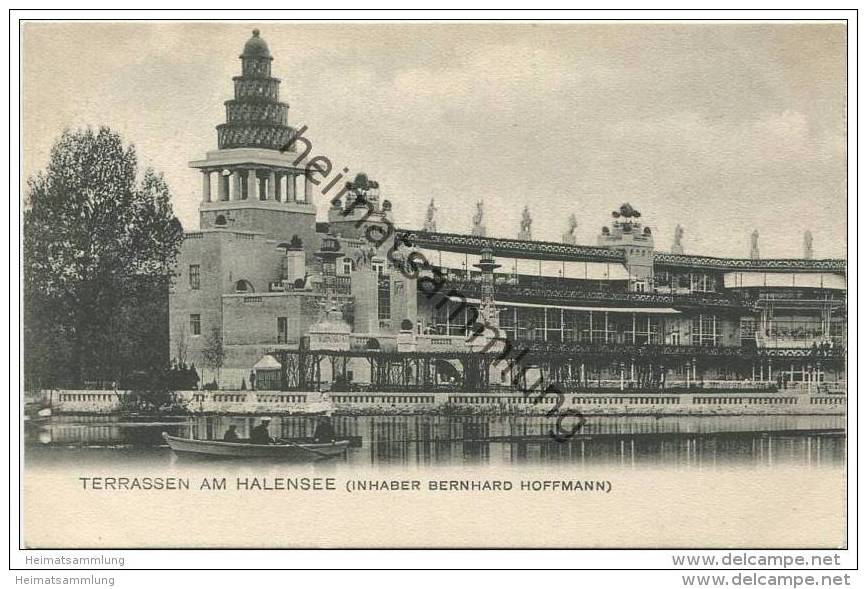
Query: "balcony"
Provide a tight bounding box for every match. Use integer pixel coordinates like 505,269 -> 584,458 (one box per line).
755,333 -> 841,351
314,275 -> 352,295
432,279 -> 746,310
497,339 -> 844,360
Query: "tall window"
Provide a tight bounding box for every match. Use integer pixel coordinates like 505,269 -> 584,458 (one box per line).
690,273 -> 718,293
377,280 -> 391,321
341,258 -> 354,276
189,264 -> 200,290
545,308 -> 563,343
432,301 -> 449,335
830,321 -> 844,345
655,271 -> 671,289
190,314 -> 201,336
626,315 -> 659,345
691,314 -> 720,347
590,311 -> 610,343
499,306 -> 517,340
277,317 -> 288,344
739,318 -> 757,344
518,307 -> 546,341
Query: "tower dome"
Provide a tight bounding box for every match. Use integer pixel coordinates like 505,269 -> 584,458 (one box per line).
242,29 -> 271,59
216,29 -> 292,150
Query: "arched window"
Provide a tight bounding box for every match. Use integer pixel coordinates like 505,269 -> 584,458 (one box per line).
235,279 -> 254,293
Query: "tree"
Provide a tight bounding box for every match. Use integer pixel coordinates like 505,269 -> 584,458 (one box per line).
23,127 -> 184,388
173,322 -> 189,367
201,327 -> 225,387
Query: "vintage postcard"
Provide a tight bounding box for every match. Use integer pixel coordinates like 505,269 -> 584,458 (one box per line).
18,19 -> 849,553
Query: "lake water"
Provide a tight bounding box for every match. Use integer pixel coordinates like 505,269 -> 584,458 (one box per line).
24,413 -> 845,469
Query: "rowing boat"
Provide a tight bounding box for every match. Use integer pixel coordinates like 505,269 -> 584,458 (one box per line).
162,432 -> 349,459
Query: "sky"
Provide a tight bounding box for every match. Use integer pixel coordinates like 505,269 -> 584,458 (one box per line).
21,22 -> 847,259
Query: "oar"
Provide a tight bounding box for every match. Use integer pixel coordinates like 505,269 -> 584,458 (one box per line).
276,438 -> 337,459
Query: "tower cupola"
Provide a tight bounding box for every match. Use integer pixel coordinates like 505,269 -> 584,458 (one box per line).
217,29 -> 293,151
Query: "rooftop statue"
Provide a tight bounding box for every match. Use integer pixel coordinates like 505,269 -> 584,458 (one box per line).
518,206 -> 533,240
671,224 -> 685,254
423,198 -> 438,233
471,200 -> 486,237
562,213 -> 577,244
750,229 -> 760,260
804,230 -> 814,260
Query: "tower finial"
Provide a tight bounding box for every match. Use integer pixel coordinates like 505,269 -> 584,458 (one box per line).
252,28 -> 260,36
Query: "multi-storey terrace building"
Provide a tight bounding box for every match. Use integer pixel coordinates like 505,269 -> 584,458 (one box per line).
169,30 -> 846,393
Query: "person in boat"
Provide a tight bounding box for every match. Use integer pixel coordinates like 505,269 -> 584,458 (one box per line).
313,415 -> 336,443
250,418 -> 274,445
222,425 -> 240,442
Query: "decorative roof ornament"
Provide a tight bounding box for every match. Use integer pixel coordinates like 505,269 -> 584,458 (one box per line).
470,200 -> 486,237
518,206 -> 533,240
750,229 -> 760,260
671,224 -> 685,254
597,202 -> 653,255
611,203 -> 642,233
343,172 -> 380,208
423,198 -> 437,233
562,213 -> 578,244
804,230 -> 814,260
242,29 -> 271,58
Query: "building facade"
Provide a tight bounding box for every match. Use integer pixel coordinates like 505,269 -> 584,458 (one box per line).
169,31 -> 846,392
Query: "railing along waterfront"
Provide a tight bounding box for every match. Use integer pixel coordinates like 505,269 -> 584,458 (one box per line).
40,386 -> 846,415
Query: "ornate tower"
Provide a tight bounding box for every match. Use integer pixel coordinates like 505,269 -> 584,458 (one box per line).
473,248 -> 501,330
597,203 -> 654,292
189,30 -> 317,251
309,235 -> 351,352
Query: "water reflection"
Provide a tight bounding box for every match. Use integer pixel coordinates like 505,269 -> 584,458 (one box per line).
24,414 -> 845,469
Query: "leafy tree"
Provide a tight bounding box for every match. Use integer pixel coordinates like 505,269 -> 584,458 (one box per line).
201,327 -> 225,386
23,127 -> 184,388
